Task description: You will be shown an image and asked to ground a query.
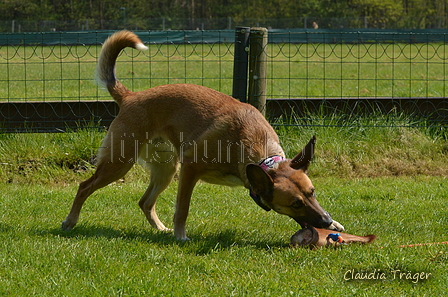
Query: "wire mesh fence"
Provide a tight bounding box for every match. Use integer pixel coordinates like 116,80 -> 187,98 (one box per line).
267,30 -> 448,99
0,30 -> 235,131
265,30 -> 448,126
0,29 -> 447,132
0,30 -> 235,101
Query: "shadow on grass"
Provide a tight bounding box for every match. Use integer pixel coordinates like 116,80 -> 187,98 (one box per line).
0,222 -> 14,233
31,224 -> 289,255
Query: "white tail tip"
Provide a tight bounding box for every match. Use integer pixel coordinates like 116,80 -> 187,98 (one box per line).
135,42 -> 148,51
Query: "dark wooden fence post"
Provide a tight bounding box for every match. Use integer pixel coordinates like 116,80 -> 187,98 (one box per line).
232,27 -> 250,102
247,27 -> 268,116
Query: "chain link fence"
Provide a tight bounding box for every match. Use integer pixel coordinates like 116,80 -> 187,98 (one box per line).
0,29 -> 447,132
265,30 -> 448,126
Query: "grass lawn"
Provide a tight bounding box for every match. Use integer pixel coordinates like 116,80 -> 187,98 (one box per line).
0,121 -> 447,295
0,176 -> 447,296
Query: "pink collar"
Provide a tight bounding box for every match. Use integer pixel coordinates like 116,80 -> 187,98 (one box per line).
249,155 -> 285,212
259,155 -> 285,171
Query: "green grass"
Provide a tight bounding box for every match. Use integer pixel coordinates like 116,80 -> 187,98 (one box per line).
1,177 -> 447,295
268,42 -> 448,98
274,113 -> 448,178
0,44 -> 235,101
0,116 -> 447,295
1,113 -> 447,184
1,43 -> 448,102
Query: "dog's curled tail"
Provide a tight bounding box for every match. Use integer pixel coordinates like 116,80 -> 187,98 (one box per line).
96,30 -> 148,106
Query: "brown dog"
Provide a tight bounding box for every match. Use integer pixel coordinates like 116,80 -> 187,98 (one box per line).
61,30 -> 344,240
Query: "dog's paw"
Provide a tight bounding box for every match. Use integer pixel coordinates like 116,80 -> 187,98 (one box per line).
174,232 -> 191,241
329,220 -> 345,232
61,220 -> 74,231
176,236 -> 191,242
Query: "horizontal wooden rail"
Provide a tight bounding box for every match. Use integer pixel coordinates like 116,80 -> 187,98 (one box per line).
0,101 -> 118,133
1,98 -> 447,133
266,97 -> 448,121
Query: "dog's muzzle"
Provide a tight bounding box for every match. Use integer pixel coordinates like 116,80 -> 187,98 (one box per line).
294,211 -> 334,229
294,214 -> 345,232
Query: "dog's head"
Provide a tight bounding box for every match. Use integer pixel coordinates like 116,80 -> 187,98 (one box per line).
247,136 -> 341,231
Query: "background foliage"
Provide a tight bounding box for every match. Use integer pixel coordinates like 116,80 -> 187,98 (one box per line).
1,0 -> 448,29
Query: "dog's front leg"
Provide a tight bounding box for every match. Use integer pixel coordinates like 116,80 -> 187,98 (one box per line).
173,164 -> 200,241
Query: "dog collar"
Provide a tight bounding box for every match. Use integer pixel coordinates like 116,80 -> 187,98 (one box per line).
249,155 -> 285,211
259,155 -> 285,171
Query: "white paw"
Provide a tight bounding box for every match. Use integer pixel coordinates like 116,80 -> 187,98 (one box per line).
61,220 -> 74,231
329,220 -> 345,232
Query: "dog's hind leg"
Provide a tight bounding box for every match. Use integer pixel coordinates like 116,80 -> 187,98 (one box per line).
138,158 -> 179,232
61,161 -> 134,231
62,130 -> 135,231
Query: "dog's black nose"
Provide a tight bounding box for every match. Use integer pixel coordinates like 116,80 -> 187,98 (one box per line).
320,218 -> 333,228
316,211 -> 333,228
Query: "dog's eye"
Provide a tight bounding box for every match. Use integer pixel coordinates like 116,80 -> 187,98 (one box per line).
310,188 -> 316,198
291,200 -> 303,209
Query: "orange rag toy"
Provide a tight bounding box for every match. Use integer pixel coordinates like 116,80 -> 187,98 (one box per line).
290,224 -> 377,250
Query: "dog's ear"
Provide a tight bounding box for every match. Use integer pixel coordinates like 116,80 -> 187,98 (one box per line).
246,164 -> 274,199
290,135 -> 316,172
